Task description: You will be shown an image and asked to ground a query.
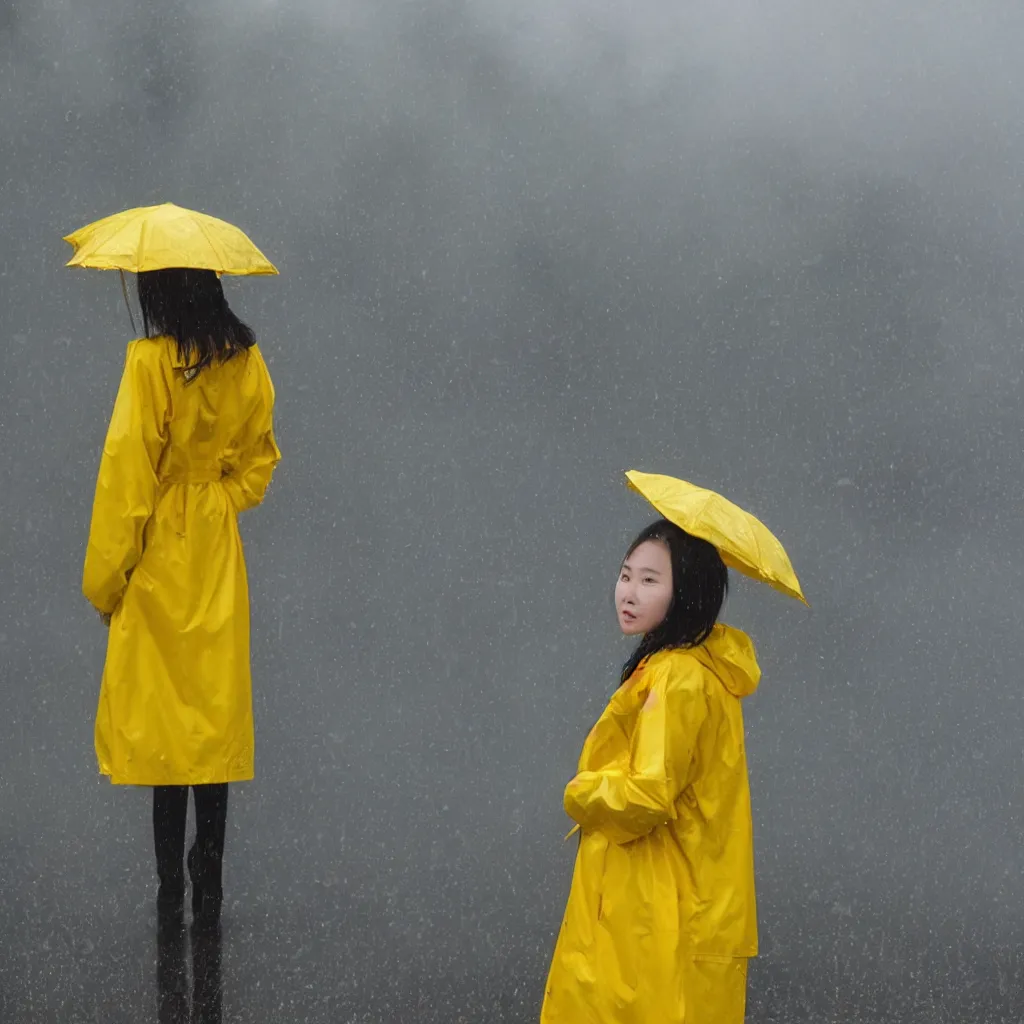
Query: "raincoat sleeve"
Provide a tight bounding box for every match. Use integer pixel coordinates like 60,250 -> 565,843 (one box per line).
82,341 -> 169,615
563,659 -> 708,845
220,352 -> 281,513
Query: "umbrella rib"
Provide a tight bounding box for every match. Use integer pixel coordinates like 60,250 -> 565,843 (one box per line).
194,216 -> 232,271
138,216 -> 150,272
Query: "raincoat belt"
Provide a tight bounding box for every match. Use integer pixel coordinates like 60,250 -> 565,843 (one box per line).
160,463 -> 226,536
161,463 -> 225,485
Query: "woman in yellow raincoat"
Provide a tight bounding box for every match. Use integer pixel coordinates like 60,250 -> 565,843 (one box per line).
83,268 -> 280,921
541,518 -> 761,1024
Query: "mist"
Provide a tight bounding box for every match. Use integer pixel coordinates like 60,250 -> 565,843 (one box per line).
2,1 -> 1024,1020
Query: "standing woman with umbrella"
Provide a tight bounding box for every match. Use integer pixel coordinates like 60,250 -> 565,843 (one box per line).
66,204 -> 282,923
540,471 -> 805,1024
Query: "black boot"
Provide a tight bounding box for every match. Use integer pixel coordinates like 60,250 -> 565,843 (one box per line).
190,915 -> 224,1023
154,787 -> 189,911
188,841 -> 223,925
157,878 -> 185,912
156,905 -> 188,1024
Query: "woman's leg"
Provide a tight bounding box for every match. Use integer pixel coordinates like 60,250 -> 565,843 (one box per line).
189,783 -> 228,917
153,786 -> 189,905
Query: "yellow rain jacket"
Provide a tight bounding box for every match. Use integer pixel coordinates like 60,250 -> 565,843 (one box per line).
83,335 -> 280,786
541,624 -> 761,1024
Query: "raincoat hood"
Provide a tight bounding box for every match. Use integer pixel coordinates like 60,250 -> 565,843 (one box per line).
694,623 -> 761,698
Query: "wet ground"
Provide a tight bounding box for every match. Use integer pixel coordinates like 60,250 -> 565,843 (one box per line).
5,815 -> 1024,1024
0,770 -> 554,1023
1,860 -> 542,1022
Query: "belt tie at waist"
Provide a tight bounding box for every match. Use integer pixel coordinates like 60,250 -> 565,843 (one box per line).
162,464 -> 225,484
161,464 -> 226,535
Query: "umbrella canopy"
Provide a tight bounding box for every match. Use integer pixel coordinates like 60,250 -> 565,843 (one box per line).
625,469 -> 807,604
63,202 -> 278,276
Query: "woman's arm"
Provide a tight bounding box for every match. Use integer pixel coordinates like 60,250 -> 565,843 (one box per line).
220,349 -> 281,513
83,341 -> 169,615
564,658 -> 708,844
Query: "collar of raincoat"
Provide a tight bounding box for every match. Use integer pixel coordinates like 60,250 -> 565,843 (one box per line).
137,334 -> 187,368
158,336 -> 190,369
160,335 -> 254,372
157,335 -> 211,373
645,623 -> 761,698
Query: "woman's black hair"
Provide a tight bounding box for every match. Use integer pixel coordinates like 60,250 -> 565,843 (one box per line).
137,267 -> 256,371
619,518 -> 728,684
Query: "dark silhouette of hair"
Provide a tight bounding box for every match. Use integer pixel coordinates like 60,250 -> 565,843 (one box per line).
619,518 -> 728,684
137,268 -> 256,371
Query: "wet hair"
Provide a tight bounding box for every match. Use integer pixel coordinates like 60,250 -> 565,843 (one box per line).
137,268 -> 256,371
619,518 -> 728,684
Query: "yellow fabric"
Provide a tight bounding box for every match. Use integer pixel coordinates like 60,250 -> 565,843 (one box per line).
84,335 -> 281,785
64,203 -> 278,275
625,470 -> 806,604
541,625 -> 760,1024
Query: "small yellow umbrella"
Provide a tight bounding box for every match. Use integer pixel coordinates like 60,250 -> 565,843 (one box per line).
626,469 -> 807,604
63,202 -> 278,276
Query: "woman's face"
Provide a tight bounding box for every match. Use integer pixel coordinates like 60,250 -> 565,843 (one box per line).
615,539 -> 674,636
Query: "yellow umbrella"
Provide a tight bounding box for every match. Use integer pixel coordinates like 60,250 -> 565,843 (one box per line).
63,202 -> 278,275
625,469 -> 807,604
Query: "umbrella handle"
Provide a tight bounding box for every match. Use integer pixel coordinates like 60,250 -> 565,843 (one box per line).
119,270 -> 139,336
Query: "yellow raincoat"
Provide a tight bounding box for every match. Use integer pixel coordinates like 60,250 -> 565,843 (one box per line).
541,624 -> 761,1024
84,335 -> 280,786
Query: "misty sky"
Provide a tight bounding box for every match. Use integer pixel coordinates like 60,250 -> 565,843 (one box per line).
2,2 -> 1024,1020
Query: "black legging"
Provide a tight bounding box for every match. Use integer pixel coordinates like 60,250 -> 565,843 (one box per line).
153,784 -> 228,897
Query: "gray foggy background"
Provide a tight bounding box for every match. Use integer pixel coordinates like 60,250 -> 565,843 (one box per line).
2,1 -> 1024,1020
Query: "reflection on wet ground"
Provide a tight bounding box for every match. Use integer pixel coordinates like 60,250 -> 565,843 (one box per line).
156,909 -> 222,1024
0,848 -> 549,1023
3,838 -> 1024,1022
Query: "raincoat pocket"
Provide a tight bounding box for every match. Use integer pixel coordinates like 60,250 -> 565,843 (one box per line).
684,955 -> 748,1023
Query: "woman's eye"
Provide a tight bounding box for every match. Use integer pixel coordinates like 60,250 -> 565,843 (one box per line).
643,577 -> 656,584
